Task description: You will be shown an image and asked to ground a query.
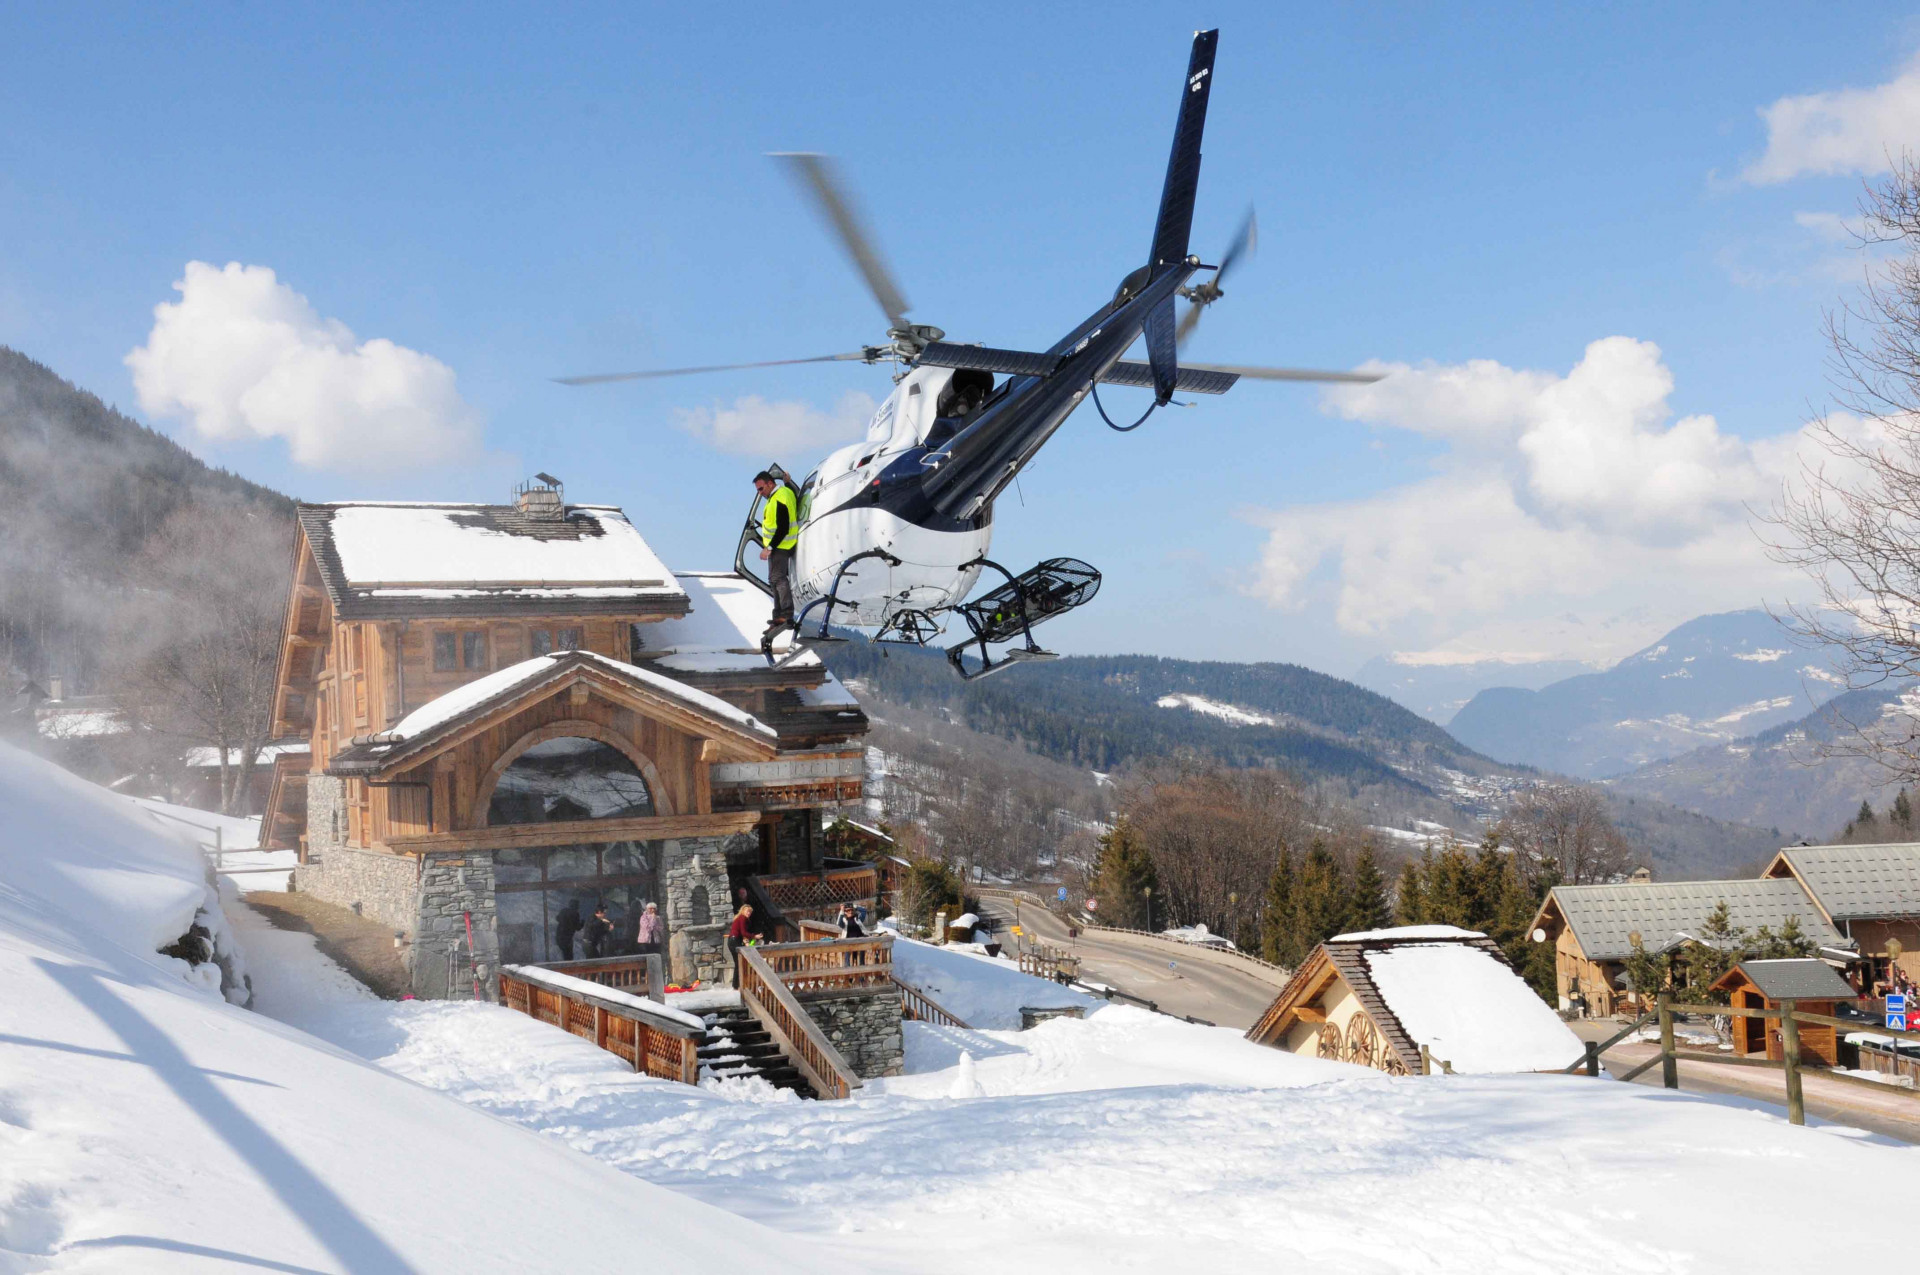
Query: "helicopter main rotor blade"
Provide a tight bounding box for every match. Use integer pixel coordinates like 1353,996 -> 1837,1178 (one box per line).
1175,299 -> 1207,347
553,350 -> 874,386
772,152 -> 912,330
1181,361 -> 1386,384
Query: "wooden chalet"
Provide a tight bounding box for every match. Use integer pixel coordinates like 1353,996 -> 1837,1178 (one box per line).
1709,958 -> 1858,1067
265,479 -> 873,997
1528,879 -> 1848,1017
1761,843 -> 1920,993
1245,926 -> 1583,1075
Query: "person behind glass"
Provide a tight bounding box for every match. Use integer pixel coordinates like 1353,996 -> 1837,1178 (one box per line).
635,901 -> 662,956
726,903 -> 755,983
753,470 -> 799,632
581,904 -> 613,960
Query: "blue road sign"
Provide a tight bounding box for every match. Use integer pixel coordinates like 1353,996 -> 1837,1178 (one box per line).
1891,1012 -> 1910,1031
1057,886 -> 1068,901
1889,993 -> 1908,1011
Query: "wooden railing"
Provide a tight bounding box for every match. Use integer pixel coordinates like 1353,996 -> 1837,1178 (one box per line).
1019,945 -> 1081,984
499,965 -> 701,1085
737,945 -> 862,1100
539,953 -> 663,995
893,976 -> 969,1028
755,935 -> 895,993
753,864 -> 881,924
796,918 -> 841,941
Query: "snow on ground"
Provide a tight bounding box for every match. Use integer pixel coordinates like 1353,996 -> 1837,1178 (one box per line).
0,741 -> 823,1274
127,796 -> 297,892
1153,692 -> 1276,726
888,934 -> 1100,1029
258,946 -> 1920,1275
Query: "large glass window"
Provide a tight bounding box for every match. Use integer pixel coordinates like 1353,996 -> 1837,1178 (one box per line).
486,736 -> 653,825
491,841 -> 660,965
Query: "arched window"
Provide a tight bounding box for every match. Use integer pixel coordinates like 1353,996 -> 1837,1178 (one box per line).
486,736 -> 654,825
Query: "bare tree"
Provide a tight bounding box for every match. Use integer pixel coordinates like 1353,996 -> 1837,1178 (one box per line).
1495,785 -> 1632,887
1767,154 -> 1920,780
112,500 -> 290,813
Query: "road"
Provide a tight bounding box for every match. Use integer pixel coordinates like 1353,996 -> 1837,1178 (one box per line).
975,892 -> 1290,1030
1569,1019 -> 1920,1145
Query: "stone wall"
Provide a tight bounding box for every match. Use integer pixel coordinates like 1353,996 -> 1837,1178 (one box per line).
796,985 -> 904,1080
305,774 -> 349,850
409,852 -> 501,1001
293,843 -> 417,936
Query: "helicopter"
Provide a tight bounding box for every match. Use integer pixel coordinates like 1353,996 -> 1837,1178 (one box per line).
559,29 -> 1381,679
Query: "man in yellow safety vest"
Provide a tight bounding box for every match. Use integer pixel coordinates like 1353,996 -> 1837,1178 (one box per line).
753,470 -> 799,629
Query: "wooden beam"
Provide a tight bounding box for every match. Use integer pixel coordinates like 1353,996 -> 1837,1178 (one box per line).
381,810 -> 760,853
1292,1005 -> 1327,1024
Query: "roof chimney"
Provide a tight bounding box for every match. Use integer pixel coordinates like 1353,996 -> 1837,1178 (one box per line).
1629,866 -> 1652,884
514,474 -> 565,520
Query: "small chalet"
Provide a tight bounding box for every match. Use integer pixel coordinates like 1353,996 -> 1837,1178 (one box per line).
1709,958 -> 1858,1067
1529,879 -> 1848,1017
265,478 -> 872,998
1245,926 -> 1583,1075
1761,843 -> 1920,993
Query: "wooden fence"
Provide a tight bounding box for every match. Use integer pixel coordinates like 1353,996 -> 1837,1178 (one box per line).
498,966 -> 701,1085
894,976 -> 969,1028
1582,994 -> 1920,1126
539,952 -> 664,996
737,945 -> 863,1100
1018,944 -> 1081,984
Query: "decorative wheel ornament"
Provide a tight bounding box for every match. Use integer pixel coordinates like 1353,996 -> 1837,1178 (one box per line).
1316,1022 -> 1346,1061
1345,1015 -> 1379,1070
1379,1051 -> 1409,1077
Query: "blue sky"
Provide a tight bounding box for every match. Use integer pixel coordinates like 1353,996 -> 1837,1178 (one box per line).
5,4 -> 1918,675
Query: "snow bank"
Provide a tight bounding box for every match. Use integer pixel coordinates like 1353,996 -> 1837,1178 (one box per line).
1364,942 -> 1583,1073
328,502 -> 682,597
0,740 -> 826,1273
890,936 -> 1100,1029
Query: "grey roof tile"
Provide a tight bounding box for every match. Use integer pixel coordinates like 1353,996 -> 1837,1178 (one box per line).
1728,958 -> 1857,1001
1778,843 -> 1920,921
1550,879 -> 1844,961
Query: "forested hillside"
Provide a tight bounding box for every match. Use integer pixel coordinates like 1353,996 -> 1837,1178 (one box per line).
0,346 -> 292,693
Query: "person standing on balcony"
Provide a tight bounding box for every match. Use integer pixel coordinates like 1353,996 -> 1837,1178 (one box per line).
837,902 -> 865,939
581,904 -> 613,960
554,899 -> 582,962
727,903 -> 756,985
635,901 -> 662,955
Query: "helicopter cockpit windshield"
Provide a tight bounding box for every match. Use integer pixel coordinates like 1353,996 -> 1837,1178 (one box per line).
925,369 -> 994,447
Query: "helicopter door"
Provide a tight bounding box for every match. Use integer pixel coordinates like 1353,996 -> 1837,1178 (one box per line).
732,470 -> 812,599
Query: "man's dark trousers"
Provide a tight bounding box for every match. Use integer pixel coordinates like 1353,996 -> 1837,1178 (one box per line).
768,548 -> 795,623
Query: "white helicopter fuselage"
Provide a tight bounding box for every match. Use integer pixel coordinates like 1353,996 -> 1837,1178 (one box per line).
790,365 -> 989,628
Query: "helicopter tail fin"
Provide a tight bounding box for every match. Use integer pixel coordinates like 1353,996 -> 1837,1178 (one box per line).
1147,29 -> 1218,275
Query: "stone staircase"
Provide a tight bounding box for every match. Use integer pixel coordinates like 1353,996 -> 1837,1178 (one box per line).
697,1007 -> 813,1097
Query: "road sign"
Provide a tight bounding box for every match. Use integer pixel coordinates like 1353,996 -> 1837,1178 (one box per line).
1890,993 -> 1909,1031
1891,1012 -> 1910,1031
1011,926 -> 1023,937
1167,960 -> 1178,971
1086,898 -> 1099,912
1056,886 -> 1068,901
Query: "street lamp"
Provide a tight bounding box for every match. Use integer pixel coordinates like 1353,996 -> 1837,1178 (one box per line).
1143,885 -> 1153,933
1229,891 -> 1239,945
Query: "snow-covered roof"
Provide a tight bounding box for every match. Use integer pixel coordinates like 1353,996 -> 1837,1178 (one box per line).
1332,924 -> 1485,944
332,650 -> 777,775
648,571 -> 819,673
183,741 -> 310,768
298,502 -> 690,619
1362,941 -> 1583,1073
36,707 -> 128,739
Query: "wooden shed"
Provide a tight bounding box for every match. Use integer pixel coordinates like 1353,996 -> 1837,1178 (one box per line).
1708,958 -> 1857,1067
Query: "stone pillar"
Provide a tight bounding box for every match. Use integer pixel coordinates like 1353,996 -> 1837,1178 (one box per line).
795,985 -> 905,1079
661,838 -> 734,987
410,851 -> 500,1001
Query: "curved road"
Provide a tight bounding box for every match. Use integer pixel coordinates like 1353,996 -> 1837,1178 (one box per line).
975,892 -> 1290,1030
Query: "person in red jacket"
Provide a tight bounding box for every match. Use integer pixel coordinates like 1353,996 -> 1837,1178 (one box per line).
726,903 -> 755,984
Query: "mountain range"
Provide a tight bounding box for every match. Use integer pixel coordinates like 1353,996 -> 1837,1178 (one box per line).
1444,610 -> 1843,780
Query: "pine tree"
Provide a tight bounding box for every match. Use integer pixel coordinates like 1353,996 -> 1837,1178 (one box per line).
1094,817 -> 1160,930
1393,855 -> 1426,925
1259,847 -> 1298,967
1683,899 -> 1744,999
1344,845 -> 1390,935
1289,841 -> 1346,957
1858,799 -> 1877,827
1896,788 -> 1914,832
1622,933 -> 1667,1000
1419,841 -> 1481,928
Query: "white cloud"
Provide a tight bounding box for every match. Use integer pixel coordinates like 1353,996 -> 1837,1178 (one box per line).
676,391 -> 877,458
126,262 -> 480,470
1246,338 -> 1828,657
1743,54 -> 1920,185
